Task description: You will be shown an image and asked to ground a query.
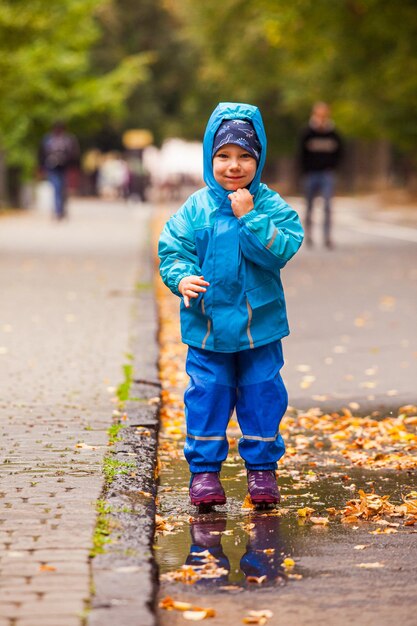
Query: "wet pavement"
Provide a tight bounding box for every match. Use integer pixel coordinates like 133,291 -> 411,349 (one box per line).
0,199 -> 156,626
154,196 -> 417,626
156,452 -> 416,584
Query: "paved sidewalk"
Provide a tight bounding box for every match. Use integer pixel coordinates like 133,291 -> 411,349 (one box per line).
0,199 -> 154,626
282,195 -> 417,413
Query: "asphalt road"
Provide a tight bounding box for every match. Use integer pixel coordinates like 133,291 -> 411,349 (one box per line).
282,196 -> 417,415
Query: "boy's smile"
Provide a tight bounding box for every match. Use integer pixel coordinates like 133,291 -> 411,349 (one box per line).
213,144 -> 257,191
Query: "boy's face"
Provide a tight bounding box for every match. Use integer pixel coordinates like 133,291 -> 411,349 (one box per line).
212,144 -> 257,191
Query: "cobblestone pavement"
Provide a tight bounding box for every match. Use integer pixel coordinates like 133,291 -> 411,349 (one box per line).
0,199 -> 153,626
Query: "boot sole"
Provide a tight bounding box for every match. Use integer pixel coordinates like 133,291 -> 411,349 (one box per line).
190,495 -> 226,506
250,494 -> 280,504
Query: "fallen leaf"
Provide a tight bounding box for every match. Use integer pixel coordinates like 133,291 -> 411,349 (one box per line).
310,516 -> 329,525
75,442 -> 96,450
183,609 -> 215,620
242,494 -> 255,510
243,609 -> 273,624
246,575 -> 267,584
39,564 -> 56,572
369,527 -> 398,535
297,507 -> 315,517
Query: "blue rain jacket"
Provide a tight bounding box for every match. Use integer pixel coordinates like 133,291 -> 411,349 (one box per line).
158,102 -> 304,352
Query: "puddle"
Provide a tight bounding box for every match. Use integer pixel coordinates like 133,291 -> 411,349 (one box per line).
155,439 -> 416,589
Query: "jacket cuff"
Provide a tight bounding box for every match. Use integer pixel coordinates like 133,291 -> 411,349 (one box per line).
239,211 -> 257,226
172,273 -> 188,297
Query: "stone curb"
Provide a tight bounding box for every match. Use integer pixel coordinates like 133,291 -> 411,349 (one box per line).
88,235 -> 160,626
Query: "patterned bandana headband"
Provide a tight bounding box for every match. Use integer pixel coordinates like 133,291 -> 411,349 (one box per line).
212,119 -> 261,162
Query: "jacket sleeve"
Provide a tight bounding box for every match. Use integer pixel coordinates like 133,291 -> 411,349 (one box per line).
238,191 -> 304,271
158,205 -> 202,297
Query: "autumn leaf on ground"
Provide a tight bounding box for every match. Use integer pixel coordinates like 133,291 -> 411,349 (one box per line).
242,494 -> 256,510
246,575 -> 267,584
369,527 -> 398,535
39,564 -> 56,572
243,610 -> 273,624
281,557 -> 295,570
183,609 -> 216,620
159,597 -> 215,615
310,516 -> 330,525
297,507 -> 315,517
341,489 -> 395,523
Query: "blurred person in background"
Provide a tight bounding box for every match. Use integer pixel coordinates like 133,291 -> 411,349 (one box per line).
38,121 -> 80,220
82,149 -> 102,196
298,102 -> 343,248
126,151 -> 151,202
97,152 -> 130,200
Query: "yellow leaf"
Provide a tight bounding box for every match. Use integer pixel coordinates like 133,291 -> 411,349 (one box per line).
242,494 -> 255,510
297,507 -> 315,517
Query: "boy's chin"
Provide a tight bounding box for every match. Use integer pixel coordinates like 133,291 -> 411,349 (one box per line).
222,182 -> 251,192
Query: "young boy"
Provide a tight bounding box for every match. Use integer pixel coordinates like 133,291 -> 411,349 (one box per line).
158,102 -> 303,507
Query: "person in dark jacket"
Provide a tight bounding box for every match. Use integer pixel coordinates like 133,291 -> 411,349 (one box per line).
39,121 -> 79,219
159,102 -> 303,508
298,102 -> 343,248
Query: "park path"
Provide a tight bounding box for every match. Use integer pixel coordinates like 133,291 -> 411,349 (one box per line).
0,199 -> 152,626
155,194 -> 417,626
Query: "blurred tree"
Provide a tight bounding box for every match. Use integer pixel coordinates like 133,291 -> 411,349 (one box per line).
92,0 -> 195,145
0,0 -> 150,196
169,0 -> 417,157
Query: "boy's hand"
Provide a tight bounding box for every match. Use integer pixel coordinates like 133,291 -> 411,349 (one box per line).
178,275 -> 209,308
228,188 -> 254,218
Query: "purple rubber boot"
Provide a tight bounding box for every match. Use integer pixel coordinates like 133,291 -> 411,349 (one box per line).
189,472 -> 226,506
247,470 -> 280,505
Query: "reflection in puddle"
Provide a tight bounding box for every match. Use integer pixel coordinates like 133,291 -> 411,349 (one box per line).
155,452 -> 416,590
161,511 -> 288,589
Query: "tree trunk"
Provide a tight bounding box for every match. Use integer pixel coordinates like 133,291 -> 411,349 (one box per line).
0,149 -> 7,207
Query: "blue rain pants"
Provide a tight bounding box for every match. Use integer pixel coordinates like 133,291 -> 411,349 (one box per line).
184,340 -> 288,473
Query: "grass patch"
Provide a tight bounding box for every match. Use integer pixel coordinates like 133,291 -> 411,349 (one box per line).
90,500 -> 113,557
116,354 -> 134,404
103,457 -> 136,484
107,422 -> 124,444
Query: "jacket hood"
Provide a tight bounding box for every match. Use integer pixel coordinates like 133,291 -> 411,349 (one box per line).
203,102 -> 267,201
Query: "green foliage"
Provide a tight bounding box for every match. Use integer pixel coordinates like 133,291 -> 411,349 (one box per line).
116,358 -> 134,404
169,0 -> 417,154
103,457 -> 136,483
107,422 -> 124,444
90,499 -> 113,556
0,0 -> 150,172
92,0 -> 195,143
